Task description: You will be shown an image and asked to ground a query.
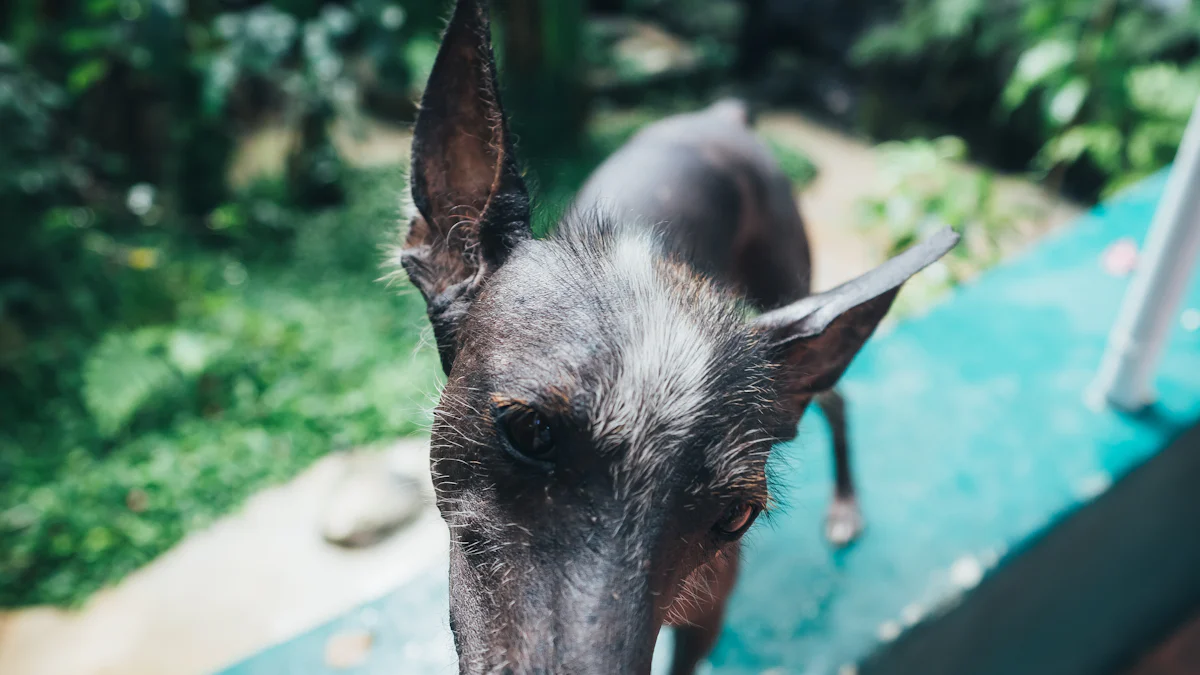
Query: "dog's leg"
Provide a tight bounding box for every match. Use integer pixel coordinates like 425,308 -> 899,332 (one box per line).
669,549 -> 739,675
816,388 -> 864,547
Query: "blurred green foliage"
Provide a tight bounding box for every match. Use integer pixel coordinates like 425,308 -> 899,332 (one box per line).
1,0 -> 442,409
14,0 -> 1188,610
1,167 -> 444,607
855,0 -> 1200,198
862,137 -> 1015,270
1,0 -> 447,606
856,135 -> 1045,317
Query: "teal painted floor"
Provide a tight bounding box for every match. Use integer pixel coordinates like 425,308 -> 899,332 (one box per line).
217,171 -> 1200,675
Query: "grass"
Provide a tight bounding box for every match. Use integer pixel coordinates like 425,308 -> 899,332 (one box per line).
0,167 -> 443,607
0,111 -> 818,609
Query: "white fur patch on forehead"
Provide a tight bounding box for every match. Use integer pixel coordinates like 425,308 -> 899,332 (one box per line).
591,230 -> 716,486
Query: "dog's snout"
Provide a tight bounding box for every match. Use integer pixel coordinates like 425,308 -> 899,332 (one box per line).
447,541 -> 661,675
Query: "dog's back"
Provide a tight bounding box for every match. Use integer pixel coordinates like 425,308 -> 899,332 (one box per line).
571,100 -> 813,310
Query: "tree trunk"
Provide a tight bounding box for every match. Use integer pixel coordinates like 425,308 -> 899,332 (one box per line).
495,0 -> 587,160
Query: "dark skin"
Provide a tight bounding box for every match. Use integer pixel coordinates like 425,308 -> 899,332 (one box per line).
396,2 -> 959,672
574,100 -> 865,547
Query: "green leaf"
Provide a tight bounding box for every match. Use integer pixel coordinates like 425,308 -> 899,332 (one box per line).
85,0 -> 120,17
62,28 -> 113,53
932,0 -> 984,38
1040,124 -> 1123,172
1003,39 -> 1076,110
932,136 -> 968,161
1127,64 -> 1200,120
1048,78 -> 1089,127
67,59 -> 109,94
166,330 -> 225,376
201,53 -> 238,118
1127,121 -> 1185,171
82,330 -> 177,437
763,138 -> 819,187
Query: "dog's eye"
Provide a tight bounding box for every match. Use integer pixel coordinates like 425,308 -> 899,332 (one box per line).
498,405 -> 556,468
714,502 -> 760,538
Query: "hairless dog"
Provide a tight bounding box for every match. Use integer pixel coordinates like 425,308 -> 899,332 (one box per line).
394,2 -> 958,672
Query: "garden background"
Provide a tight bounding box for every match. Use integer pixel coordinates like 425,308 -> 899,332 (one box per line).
4,0 -> 1200,613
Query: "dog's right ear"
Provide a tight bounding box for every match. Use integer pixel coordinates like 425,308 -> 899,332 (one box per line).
400,0 -> 530,374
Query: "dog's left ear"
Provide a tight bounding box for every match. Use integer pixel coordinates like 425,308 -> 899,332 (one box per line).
401,0 -> 530,373
754,227 -> 960,409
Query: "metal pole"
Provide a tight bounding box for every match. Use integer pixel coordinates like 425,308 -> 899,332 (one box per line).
1089,96 -> 1200,411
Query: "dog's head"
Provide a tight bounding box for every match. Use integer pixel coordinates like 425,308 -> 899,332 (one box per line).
395,3 -> 957,672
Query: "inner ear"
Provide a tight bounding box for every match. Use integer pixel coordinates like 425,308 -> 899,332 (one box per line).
400,0 -> 532,375
770,288 -> 900,400
755,227 -> 960,399
412,29 -> 508,227
409,0 -> 529,266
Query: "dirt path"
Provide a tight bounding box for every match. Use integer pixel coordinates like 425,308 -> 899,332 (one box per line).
227,116 -> 416,188
761,113 -> 893,292
758,113 -> 1082,292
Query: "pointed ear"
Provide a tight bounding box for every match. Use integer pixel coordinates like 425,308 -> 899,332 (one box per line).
754,227 -> 960,404
399,0 -> 531,374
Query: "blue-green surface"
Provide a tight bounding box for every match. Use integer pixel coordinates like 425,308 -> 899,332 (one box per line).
217,171 -> 1200,675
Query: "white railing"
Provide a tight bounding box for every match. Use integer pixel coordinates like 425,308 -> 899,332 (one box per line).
1089,96 -> 1200,411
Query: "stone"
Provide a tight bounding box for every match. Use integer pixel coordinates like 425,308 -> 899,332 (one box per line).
320,450 -> 427,548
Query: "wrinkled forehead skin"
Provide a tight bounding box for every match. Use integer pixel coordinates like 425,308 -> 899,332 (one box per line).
456,219 -> 783,500
428,217 -> 792,673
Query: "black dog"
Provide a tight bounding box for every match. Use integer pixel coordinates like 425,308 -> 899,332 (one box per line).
395,1 -> 957,672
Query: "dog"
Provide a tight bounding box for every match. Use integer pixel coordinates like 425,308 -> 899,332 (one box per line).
394,1 -> 958,672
